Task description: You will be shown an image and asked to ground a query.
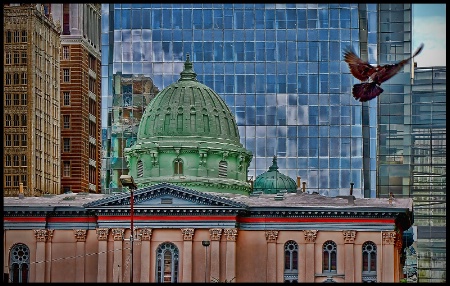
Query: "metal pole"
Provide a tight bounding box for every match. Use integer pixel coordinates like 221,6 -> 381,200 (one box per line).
204,245 -> 207,282
130,187 -> 134,283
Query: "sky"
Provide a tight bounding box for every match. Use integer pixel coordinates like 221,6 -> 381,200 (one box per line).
413,4 -> 446,67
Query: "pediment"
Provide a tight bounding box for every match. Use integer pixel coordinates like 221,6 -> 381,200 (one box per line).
83,182 -> 247,209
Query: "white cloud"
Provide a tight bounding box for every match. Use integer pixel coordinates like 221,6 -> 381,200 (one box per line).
413,16 -> 446,67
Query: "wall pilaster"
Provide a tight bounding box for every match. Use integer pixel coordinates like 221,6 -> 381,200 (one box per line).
74,229 -> 87,282
181,228 -> 194,282
137,228 -> 152,282
382,231 -> 396,282
224,228 -> 238,282
33,229 -> 53,282
111,228 -> 125,283
303,230 -> 317,282
96,228 -> 109,283
209,228 -> 222,282
265,230 -> 278,283
343,230 -> 357,282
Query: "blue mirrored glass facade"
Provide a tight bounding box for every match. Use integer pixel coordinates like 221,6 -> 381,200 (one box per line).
101,3 -> 380,197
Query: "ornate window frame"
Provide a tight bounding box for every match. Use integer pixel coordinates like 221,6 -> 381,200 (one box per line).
155,242 -> 179,283
322,240 -> 337,273
9,243 -> 30,283
284,240 -> 299,282
362,241 -> 377,282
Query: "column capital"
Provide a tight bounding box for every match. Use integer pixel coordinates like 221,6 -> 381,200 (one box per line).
74,229 -> 87,242
265,230 -> 279,242
209,228 -> 223,241
342,230 -> 357,244
111,228 -> 125,241
34,229 -> 53,242
382,231 -> 396,245
137,228 -> 153,241
224,228 -> 238,242
304,230 -> 318,243
181,228 -> 195,241
96,228 -> 109,241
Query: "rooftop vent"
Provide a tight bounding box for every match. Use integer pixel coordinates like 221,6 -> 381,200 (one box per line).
274,193 -> 285,201
250,191 -> 263,197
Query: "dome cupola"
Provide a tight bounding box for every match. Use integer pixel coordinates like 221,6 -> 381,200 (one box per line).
124,55 -> 253,195
252,156 -> 297,194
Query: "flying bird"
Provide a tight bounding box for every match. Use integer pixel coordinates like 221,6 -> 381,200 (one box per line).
343,43 -> 424,102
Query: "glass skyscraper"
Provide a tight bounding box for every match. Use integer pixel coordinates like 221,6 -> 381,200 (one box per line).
101,3 -> 379,198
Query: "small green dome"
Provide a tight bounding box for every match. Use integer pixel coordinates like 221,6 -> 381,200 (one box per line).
253,156 -> 297,194
137,54 -> 241,146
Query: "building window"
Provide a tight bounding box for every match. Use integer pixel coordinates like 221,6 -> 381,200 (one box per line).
21,30 -> 27,42
89,77 -> 96,93
63,69 -> 70,82
156,242 -> 179,283
21,72 -> 27,85
137,160 -> 144,177
63,161 -> 71,177
63,115 -> 70,128
13,155 -> 20,167
6,176 -> 12,187
21,175 -> 27,186
6,94 -> 12,105
13,73 -> 20,84
362,241 -> 377,283
284,240 -> 299,282
6,73 -> 12,85
21,52 -> 27,64
14,31 -> 20,43
21,155 -> 27,166
218,160 -> 227,177
21,93 -> 27,105
13,134 -> 20,146
5,155 -> 12,166
6,114 -> 12,126
63,138 -> 70,152
63,92 -> 70,105
9,243 -> 30,283
14,52 -> 20,64
323,240 -> 337,273
6,31 -> 12,43
6,134 -> 12,146
13,94 -> 20,105
62,46 -> 69,59
6,52 -> 11,65
174,158 -> 183,175
21,114 -> 27,126
21,134 -> 27,146
63,3 -> 70,35
13,114 -> 20,126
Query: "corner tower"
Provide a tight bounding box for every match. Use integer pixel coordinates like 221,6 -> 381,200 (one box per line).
124,55 -> 253,194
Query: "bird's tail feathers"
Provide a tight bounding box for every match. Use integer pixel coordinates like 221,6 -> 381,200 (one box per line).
352,83 -> 383,102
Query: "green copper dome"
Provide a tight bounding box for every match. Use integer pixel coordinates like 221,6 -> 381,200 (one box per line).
124,55 -> 253,195
253,156 -> 297,194
137,54 -> 241,145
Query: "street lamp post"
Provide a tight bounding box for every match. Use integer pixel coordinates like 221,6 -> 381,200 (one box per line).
202,240 -> 210,283
119,174 -> 137,283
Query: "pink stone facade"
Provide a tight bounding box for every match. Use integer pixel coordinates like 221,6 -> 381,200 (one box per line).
4,227 -> 404,282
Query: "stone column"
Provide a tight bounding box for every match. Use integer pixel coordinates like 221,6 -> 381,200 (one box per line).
96,228 -> 109,282
209,228 -> 223,282
33,229 -> 52,282
224,228 -> 238,282
265,230 -> 279,283
181,228 -> 195,282
111,228 -> 125,283
303,230 -> 318,283
343,230 -> 357,282
382,231 -> 396,282
74,229 -> 87,282
138,228 -> 152,282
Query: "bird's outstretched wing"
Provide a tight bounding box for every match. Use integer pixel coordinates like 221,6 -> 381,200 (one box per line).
343,46 -> 376,82
373,43 -> 424,84
352,83 -> 384,102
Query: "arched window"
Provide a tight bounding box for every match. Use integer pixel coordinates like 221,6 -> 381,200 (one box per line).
156,242 -> 179,283
137,160 -> 144,178
323,240 -> 337,273
218,160 -> 227,177
362,241 -> 377,283
9,243 -> 30,283
284,240 -> 299,282
6,114 -> 12,126
174,158 -> 183,175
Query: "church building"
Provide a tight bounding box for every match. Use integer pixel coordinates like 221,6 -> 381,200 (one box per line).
3,56 -> 413,283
